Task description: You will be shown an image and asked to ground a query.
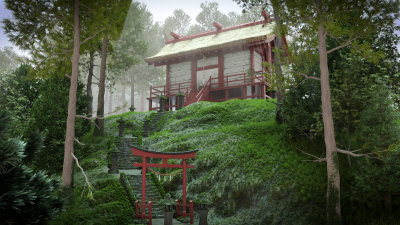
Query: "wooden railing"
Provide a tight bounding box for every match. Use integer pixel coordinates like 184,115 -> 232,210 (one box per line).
148,71 -> 268,110
149,81 -> 191,99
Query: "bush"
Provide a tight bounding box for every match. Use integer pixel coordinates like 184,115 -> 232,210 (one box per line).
0,110 -> 62,224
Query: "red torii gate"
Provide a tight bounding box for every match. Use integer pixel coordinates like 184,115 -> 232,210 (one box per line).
132,147 -> 197,225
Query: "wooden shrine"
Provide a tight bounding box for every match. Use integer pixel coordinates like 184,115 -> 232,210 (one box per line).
145,12 -> 289,111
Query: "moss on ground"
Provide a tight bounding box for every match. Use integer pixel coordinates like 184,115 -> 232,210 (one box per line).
51,99 -> 327,225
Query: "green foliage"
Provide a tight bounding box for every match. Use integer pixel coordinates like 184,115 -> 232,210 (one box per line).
0,110 -> 62,224
0,65 -> 40,136
355,83 -> 400,151
143,99 -> 326,224
150,172 -> 166,198
282,79 -> 322,139
119,172 -> 137,207
29,75 -> 89,173
51,172 -> 134,225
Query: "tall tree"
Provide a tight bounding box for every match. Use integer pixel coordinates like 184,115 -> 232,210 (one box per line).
3,0 -> 104,190
237,0 -> 400,223
93,0 -> 132,136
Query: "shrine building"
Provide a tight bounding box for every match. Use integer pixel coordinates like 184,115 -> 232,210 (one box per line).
145,14 -> 288,111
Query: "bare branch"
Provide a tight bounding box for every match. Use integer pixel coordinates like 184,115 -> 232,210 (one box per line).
294,71 -> 321,81
55,48 -> 73,55
296,147 -> 326,162
336,148 -> 384,161
65,74 -> 71,79
327,35 -> 361,54
74,138 -> 85,146
80,29 -> 105,46
76,115 -> 100,129
303,158 -> 326,162
71,153 -> 95,200
326,32 -> 340,43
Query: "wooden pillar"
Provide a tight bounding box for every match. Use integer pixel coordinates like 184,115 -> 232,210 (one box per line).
182,159 -> 187,214
191,58 -> 197,91
250,47 -> 255,71
166,64 -> 170,96
141,156 -> 147,218
267,43 -> 272,72
218,52 -> 224,88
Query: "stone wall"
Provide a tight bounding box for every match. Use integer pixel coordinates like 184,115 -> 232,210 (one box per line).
169,61 -> 191,84
224,50 -> 251,75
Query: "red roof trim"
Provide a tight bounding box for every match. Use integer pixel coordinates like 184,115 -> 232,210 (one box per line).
165,19 -> 275,44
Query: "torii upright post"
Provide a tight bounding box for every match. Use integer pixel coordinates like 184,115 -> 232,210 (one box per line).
132,147 -> 197,225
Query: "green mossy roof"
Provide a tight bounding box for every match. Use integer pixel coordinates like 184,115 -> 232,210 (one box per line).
145,21 -> 276,64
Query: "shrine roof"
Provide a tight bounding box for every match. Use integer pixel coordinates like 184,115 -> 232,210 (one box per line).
145,20 -> 276,65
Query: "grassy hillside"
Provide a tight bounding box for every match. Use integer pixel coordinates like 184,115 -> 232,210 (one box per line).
143,99 -> 327,225
51,99 -> 328,225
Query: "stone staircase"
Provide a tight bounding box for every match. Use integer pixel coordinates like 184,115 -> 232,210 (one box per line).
147,111 -> 171,136
115,137 -> 142,169
127,174 -> 164,218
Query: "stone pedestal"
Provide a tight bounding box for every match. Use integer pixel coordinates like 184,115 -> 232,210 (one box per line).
198,209 -> 208,225
164,211 -> 173,225
108,151 -> 119,174
159,98 -> 166,112
143,119 -> 150,137
177,95 -> 185,110
117,117 -> 125,137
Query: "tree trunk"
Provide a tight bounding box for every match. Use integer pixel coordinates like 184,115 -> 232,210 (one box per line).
87,51 -> 94,116
62,0 -> 80,190
271,1 -> 285,124
318,23 -> 342,225
108,89 -> 113,114
120,84 -> 126,112
94,37 -> 108,136
384,193 -> 392,211
130,73 -> 135,110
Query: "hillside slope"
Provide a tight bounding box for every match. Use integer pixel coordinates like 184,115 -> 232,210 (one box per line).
142,99 -> 326,225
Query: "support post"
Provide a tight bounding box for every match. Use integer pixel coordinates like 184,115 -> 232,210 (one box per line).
141,157 -> 147,218
182,159 -> 187,209
135,200 -> 139,218
190,200 -> 194,224
218,52 -> 224,88
148,201 -> 152,225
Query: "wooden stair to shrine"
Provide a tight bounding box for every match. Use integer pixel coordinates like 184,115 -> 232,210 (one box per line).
127,174 -> 164,218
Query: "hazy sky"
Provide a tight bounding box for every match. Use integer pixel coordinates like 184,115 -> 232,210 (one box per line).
0,0 -> 399,53
0,0 -> 242,52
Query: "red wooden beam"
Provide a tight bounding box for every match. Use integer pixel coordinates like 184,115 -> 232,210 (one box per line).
196,64 -> 218,71
132,147 -> 197,159
133,162 -> 195,168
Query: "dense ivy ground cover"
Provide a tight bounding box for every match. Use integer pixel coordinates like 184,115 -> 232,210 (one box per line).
50,99 -> 400,225
143,99 -> 327,224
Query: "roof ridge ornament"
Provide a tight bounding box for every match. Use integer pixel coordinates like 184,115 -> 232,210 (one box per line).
213,21 -> 223,30
170,31 -> 181,40
262,10 -> 272,23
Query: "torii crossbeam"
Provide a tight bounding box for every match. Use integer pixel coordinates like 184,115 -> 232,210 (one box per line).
132,147 -> 197,225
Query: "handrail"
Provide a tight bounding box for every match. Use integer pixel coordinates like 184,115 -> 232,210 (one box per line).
195,76 -> 212,102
